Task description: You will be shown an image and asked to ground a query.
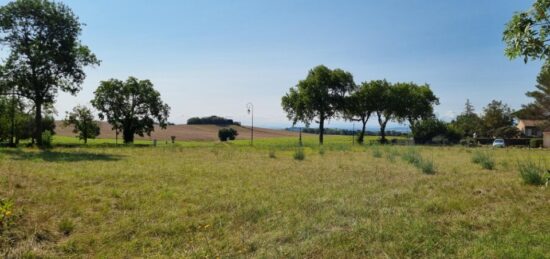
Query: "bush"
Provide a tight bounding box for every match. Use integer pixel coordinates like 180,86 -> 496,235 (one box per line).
471,151 -> 495,170
460,137 -> 478,147
268,149 -> 276,159
529,138 -> 543,148
402,148 -> 436,174
412,119 -> 460,145
402,148 -> 422,166
419,159 -> 436,174
58,218 -> 75,236
218,128 -> 238,142
293,148 -> 305,160
0,198 -> 14,231
41,130 -> 53,148
518,160 -> 548,186
493,126 -> 520,138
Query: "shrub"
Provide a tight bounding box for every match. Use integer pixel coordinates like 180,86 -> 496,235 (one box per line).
412,119 -> 460,145
41,130 -> 53,148
471,151 -> 495,170
0,198 -> 14,231
529,138 -> 543,148
218,128 -> 238,142
293,148 -> 305,160
268,149 -> 276,159
460,137 -> 478,147
518,160 -> 547,186
58,218 -> 75,236
419,159 -> 436,174
385,149 -> 397,162
402,148 -> 422,166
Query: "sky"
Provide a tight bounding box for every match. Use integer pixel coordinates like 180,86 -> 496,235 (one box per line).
18,0 -> 543,128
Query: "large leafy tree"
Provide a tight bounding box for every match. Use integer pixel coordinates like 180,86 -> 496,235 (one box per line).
281,65 -> 355,144
0,0 -> 99,146
481,100 -> 515,137
451,99 -> 483,137
91,77 -> 171,144
370,80 -> 395,143
392,82 -> 439,135
504,0 -> 550,63
344,81 -> 378,144
63,105 -> 100,144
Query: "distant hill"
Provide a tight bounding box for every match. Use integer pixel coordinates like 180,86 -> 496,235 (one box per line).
55,121 -> 300,141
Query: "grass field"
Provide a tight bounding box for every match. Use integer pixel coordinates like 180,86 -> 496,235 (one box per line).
1,136 -> 549,258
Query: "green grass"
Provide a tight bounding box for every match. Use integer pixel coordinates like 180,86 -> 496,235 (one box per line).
0,139 -> 549,257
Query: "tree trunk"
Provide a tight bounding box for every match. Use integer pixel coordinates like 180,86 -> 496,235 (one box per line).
358,119 -> 367,144
380,122 -> 387,144
123,126 -> 134,144
319,117 -> 325,145
34,100 -> 43,147
377,112 -> 388,144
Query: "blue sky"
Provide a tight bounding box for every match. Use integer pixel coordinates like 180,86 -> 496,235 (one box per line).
47,0 -> 541,128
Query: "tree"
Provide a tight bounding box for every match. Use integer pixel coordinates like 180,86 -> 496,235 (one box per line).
451,99 -> 483,138
503,0 -> 550,63
369,80 -> 395,143
63,105 -> 100,144
281,65 -> 355,144
218,128 -> 238,141
344,82 -> 377,144
517,63 -> 550,127
0,0 -> 99,146
91,77 -> 170,144
411,118 -> 460,145
392,82 -> 439,136
481,100 -> 515,137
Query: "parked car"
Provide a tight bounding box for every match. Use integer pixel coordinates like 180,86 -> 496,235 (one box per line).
492,138 -> 506,148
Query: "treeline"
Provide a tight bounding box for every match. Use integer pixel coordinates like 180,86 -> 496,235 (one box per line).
187,116 -> 240,126
282,65 -> 438,144
287,127 -> 407,137
0,97 -> 56,145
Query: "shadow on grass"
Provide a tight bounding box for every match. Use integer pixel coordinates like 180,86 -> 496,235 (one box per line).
0,149 -> 123,162
53,143 -> 152,149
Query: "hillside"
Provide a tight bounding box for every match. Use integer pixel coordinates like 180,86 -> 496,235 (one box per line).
55,121 -> 300,141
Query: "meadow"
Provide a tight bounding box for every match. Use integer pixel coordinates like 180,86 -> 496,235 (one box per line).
0,135 -> 549,258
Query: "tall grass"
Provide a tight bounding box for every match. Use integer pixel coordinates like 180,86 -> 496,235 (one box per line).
471,151 -> 495,170
402,148 -> 436,174
293,148 -> 305,160
518,160 -> 548,186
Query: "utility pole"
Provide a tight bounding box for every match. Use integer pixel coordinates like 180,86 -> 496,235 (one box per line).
246,103 -> 254,146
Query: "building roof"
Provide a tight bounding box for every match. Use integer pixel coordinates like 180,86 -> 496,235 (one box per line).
519,119 -> 545,127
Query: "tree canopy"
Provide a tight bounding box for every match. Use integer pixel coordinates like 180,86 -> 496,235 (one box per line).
451,99 -> 483,138
91,77 -> 170,144
344,81 -> 378,144
63,105 -> 100,144
516,63 -> 550,128
503,0 -> 550,62
281,65 -> 356,144
0,0 -> 99,146
481,100 -> 515,137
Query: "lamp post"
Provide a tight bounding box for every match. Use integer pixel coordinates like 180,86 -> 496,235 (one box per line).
246,102 -> 254,146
